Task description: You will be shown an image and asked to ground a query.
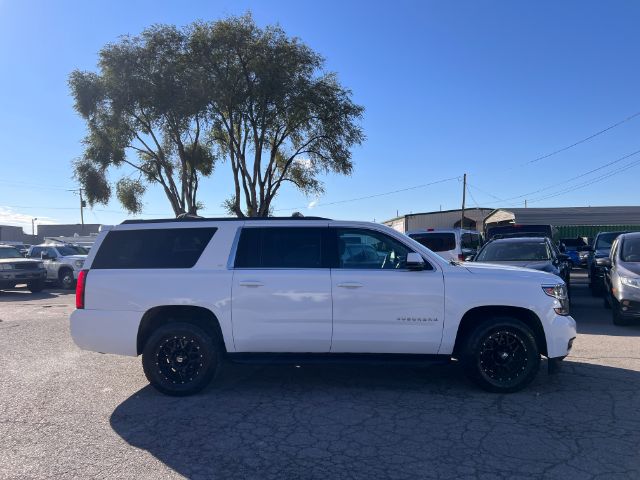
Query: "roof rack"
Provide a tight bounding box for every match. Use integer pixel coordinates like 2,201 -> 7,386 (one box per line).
121,216 -> 331,225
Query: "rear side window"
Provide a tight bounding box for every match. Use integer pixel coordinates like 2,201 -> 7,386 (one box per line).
235,227 -> 325,268
461,233 -> 481,250
91,228 -> 216,269
409,232 -> 456,252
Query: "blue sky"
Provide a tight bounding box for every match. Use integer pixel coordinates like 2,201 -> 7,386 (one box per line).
1,1 -> 640,233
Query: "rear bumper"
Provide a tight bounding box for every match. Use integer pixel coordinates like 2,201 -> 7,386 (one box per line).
70,309 -> 142,356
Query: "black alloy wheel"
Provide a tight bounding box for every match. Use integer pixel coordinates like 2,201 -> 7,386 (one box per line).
463,318 -> 540,393
142,322 -> 220,396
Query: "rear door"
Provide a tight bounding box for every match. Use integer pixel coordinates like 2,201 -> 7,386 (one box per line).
231,225 -> 333,352
330,227 -> 445,354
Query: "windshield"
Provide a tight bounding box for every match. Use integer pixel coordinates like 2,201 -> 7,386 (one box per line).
476,241 -> 551,262
621,237 -> 640,262
56,246 -> 85,256
0,247 -> 23,259
408,232 -> 455,252
595,232 -> 623,250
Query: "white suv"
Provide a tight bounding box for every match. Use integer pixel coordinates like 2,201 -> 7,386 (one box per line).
70,217 -> 576,396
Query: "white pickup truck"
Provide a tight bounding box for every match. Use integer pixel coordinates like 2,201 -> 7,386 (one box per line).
70,217 -> 576,396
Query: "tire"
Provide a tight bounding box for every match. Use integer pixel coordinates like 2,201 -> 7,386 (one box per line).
28,280 -> 45,293
58,269 -> 75,290
461,318 -> 541,393
142,322 -> 221,396
612,303 -> 632,326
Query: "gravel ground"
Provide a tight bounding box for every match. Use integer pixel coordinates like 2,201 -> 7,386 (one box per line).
0,270 -> 639,479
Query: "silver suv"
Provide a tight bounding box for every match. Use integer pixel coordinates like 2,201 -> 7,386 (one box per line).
27,244 -> 87,289
603,232 -> 640,325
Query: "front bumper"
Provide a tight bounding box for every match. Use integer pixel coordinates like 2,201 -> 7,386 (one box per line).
545,314 -> 577,358
0,268 -> 46,286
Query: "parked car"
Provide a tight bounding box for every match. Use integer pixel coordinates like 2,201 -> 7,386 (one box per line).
486,224 -> 556,241
406,229 -> 482,262
27,244 -> 87,289
559,238 -> 587,268
70,217 -> 575,396
472,237 -> 571,287
586,231 -> 628,296
0,245 -> 46,293
603,232 -> 640,325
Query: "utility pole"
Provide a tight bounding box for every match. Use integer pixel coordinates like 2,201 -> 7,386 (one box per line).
32,218 -> 37,236
524,199 -> 528,208
460,173 -> 467,229
79,188 -> 85,232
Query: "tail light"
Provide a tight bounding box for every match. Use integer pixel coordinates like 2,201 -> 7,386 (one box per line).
458,253 -> 465,261
76,269 -> 88,309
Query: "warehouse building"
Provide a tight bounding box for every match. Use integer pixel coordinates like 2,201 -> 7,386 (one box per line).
383,208 -> 493,233
483,206 -> 640,238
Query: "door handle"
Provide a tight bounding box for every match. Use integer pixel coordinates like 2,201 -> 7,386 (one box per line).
337,282 -> 363,289
238,280 -> 264,287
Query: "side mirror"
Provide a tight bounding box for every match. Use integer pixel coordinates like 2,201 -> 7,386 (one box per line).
406,252 -> 425,270
596,257 -> 611,268
465,255 -> 475,262
41,252 -> 51,260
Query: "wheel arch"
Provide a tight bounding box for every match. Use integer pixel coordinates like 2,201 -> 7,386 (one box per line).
452,305 -> 548,358
137,305 -> 227,355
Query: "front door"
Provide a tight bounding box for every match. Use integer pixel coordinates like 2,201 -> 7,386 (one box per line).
330,227 -> 445,354
231,225 -> 333,352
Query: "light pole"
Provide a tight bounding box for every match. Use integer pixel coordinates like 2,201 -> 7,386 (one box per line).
32,218 -> 38,237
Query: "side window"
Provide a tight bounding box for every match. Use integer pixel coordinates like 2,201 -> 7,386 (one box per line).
337,228 -> 428,270
30,247 -> 42,258
461,233 -> 480,250
234,227 -> 325,269
91,228 -> 216,269
47,247 -> 59,258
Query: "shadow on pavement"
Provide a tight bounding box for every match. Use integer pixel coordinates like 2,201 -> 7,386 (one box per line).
0,288 -> 73,302
110,361 -> 640,479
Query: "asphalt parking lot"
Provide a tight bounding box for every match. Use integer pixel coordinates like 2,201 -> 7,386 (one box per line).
1,270 -> 639,480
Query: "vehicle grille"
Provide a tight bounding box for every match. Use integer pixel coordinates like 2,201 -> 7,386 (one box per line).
13,263 -> 39,270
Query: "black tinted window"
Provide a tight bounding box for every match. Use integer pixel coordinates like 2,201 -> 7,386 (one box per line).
235,227 -> 325,268
409,232 -> 456,252
461,233 -> 481,250
92,228 -> 216,269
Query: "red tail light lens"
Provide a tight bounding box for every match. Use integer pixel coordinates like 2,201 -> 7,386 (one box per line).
76,269 -> 88,309
458,253 -> 465,261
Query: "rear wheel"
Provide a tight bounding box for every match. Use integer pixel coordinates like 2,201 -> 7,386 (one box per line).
461,318 -> 540,393
142,322 -> 221,396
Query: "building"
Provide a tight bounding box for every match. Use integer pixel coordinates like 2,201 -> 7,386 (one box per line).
383,208 -> 493,233
483,206 -> 640,238
37,224 -> 101,238
0,225 -> 38,245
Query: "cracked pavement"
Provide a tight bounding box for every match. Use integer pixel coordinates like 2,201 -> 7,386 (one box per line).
0,271 -> 639,479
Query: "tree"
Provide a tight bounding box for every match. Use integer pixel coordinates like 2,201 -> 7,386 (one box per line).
69,25 -> 214,216
190,14 -> 365,217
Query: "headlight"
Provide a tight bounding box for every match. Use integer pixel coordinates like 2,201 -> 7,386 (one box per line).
620,276 -> 640,289
542,284 -> 570,316
36,262 -> 44,269
74,260 -> 84,269
0,264 -> 14,270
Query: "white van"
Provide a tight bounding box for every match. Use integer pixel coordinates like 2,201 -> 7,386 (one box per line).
406,229 -> 482,262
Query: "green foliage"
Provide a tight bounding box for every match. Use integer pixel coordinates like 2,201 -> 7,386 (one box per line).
116,178 -> 146,214
190,13 -> 365,217
69,24 -> 213,216
70,13 -> 363,218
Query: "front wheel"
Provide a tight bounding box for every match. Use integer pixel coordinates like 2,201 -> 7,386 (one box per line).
461,318 -> 540,393
28,280 -> 45,293
142,322 -> 221,396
